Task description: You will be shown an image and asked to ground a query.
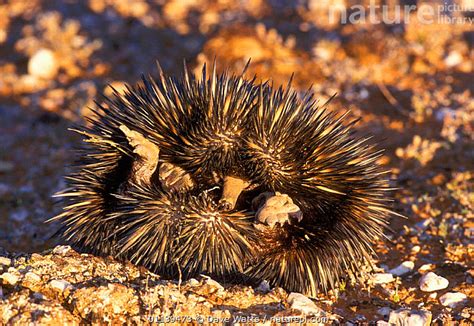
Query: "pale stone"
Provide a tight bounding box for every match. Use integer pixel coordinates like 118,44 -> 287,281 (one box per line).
419,272 -> 449,292
389,261 -> 415,276
439,292 -> 468,308
388,309 -> 432,326
371,273 -> 395,284
28,49 -> 58,79
50,279 -> 73,293
0,257 -> 11,266
287,292 -> 325,316
25,272 -> 41,283
1,272 -> 19,285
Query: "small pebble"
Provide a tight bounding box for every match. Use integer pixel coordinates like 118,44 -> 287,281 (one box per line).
52,245 -> 72,255
376,321 -> 389,326
389,261 -> 415,276
204,278 -> 223,289
411,245 -> 421,254
371,273 -> 394,284
50,279 -> 73,293
377,307 -> 391,316
0,257 -> 11,266
28,48 -> 58,80
439,292 -> 467,308
187,278 -> 200,286
25,272 -> 41,283
1,272 -> 19,285
388,309 -> 432,326
256,280 -> 271,293
287,292 -> 325,315
419,272 -> 449,292
418,264 -> 433,273
444,51 -> 463,67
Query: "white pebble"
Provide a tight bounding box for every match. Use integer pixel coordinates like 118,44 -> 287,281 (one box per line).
0,257 -> 11,266
429,292 -> 437,299
376,321 -> 390,326
419,272 -> 449,292
1,272 -> 19,285
418,264 -> 433,273
389,261 -> 415,276
444,51 -> 463,68
287,292 -> 325,315
187,278 -> 199,286
371,273 -> 394,284
25,272 -> 41,283
439,292 -> 467,308
28,48 -> 58,80
205,278 -> 223,290
50,279 -> 73,293
411,245 -> 421,254
52,245 -> 72,255
388,309 -> 432,326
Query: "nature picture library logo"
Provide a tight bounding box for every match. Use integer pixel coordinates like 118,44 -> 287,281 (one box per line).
319,0 -> 474,25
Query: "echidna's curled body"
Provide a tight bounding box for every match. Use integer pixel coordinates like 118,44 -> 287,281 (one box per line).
243,84 -> 391,295
51,63 -> 395,297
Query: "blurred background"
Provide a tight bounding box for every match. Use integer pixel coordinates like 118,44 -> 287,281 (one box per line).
0,0 -> 472,269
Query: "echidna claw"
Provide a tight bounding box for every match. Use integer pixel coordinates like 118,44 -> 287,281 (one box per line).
253,192 -> 303,228
218,200 -> 233,211
119,125 -> 159,186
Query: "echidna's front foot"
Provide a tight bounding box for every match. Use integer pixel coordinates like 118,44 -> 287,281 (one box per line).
159,162 -> 194,192
252,192 -> 302,228
219,176 -> 251,210
119,125 -> 159,186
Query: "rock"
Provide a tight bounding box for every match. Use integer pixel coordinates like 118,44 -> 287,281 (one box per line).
419,272 -> 449,292
439,292 -> 468,308
444,51 -> 463,68
287,292 -> 325,316
377,307 -> 391,317
256,280 -> 271,293
28,48 -> 58,80
376,321 -> 390,326
50,279 -> 73,293
388,309 -> 432,326
389,261 -> 415,276
1,272 -> 19,285
371,273 -> 394,284
0,257 -> 11,266
411,245 -> 421,254
52,245 -> 72,255
25,272 -> 41,283
187,278 -> 200,286
203,277 -> 224,291
418,264 -> 433,273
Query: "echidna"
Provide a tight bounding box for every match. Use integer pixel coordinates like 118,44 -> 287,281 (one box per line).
242,83 -> 392,295
51,62 -> 395,297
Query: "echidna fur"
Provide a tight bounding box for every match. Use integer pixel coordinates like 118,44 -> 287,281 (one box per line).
50,62 -> 395,297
